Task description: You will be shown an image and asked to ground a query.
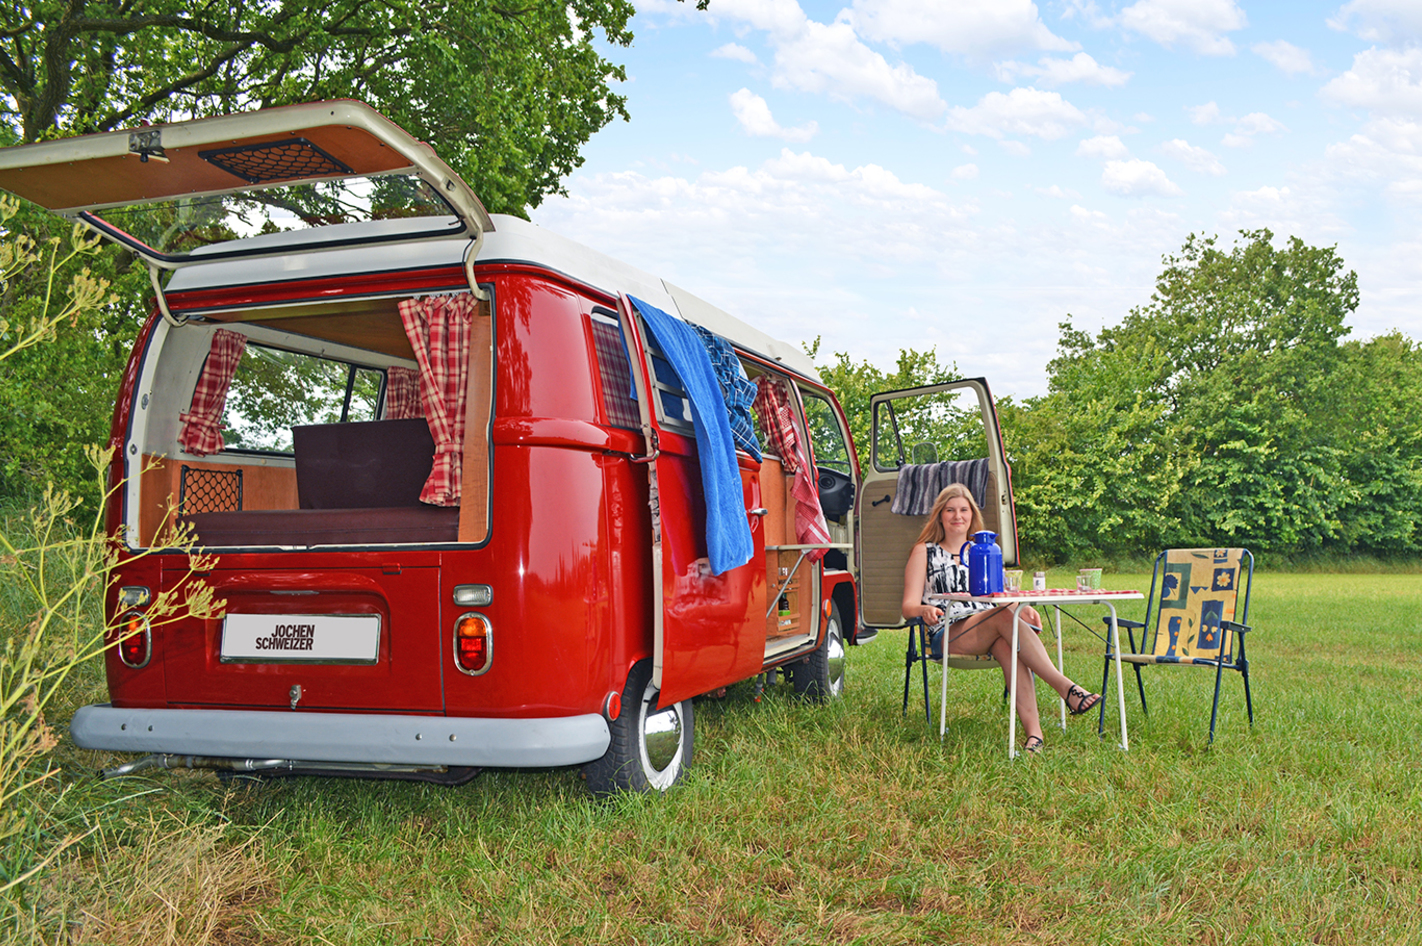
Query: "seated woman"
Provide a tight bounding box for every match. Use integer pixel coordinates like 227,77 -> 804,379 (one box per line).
901,483 -> 1102,753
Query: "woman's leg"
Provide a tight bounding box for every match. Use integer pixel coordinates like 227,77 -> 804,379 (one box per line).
988,635 -> 1043,741
949,607 -> 1099,715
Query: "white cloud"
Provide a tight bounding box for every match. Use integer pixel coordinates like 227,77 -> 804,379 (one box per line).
1235,113 -> 1287,135
1101,159 -> 1183,196
707,0 -> 946,120
1119,0 -> 1247,56
995,52 -> 1132,87
1036,184 -> 1080,198
532,149 -> 1185,398
1328,0 -> 1422,45
946,87 -> 1088,139
1222,111 -> 1287,147
951,163 -> 980,180
711,43 -> 760,64
1322,117 -> 1422,202
998,140 -> 1032,156
1321,47 -> 1422,118
1160,138 -> 1227,175
849,0 -> 1076,57
1189,101 -> 1224,124
1077,135 -> 1131,159
1252,40 -> 1316,76
729,89 -> 819,141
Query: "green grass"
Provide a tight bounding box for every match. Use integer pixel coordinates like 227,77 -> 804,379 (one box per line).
15,571 -> 1422,945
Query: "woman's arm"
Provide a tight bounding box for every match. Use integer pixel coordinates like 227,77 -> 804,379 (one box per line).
901,543 -> 944,625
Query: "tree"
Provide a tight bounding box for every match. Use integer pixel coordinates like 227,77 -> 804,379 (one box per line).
805,337 -> 957,462
1033,229 -> 1398,560
0,0 -> 636,215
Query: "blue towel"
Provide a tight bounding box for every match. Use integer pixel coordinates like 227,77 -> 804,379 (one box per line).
630,296 -> 754,575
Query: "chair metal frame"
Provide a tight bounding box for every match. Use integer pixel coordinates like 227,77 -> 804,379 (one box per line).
1098,548 -> 1254,743
903,614 -> 1068,739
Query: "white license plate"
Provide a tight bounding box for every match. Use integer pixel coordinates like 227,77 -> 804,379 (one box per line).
220,614 -> 381,664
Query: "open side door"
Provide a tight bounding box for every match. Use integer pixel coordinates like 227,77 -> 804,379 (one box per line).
616,295 -> 766,707
856,378 -> 1018,628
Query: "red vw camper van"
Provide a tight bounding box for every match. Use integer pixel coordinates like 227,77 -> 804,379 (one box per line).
0,102 -> 1018,794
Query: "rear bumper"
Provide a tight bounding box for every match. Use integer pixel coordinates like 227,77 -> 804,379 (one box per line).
71,704 -> 611,768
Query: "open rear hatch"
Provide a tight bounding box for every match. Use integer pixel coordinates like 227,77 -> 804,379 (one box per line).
0,99 -> 493,294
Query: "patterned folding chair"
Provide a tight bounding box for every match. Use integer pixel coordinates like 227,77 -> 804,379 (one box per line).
1099,548 -> 1254,743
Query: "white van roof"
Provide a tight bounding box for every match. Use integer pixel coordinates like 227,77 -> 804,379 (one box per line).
166,214 -> 820,380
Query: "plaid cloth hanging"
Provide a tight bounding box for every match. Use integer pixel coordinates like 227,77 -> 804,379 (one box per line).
691,324 -> 761,460
398,294 -> 477,506
753,376 -> 831,559
384,366 -> 423,420
178,329 -> 247,456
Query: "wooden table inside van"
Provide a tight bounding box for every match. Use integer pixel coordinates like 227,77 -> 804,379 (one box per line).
931,589 -> 1144,759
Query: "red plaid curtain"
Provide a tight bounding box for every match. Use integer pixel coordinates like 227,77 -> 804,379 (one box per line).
397,294 -> 476,506
753,377 -> 831,560
384,366 -> 423,420
178,329 -> 247,456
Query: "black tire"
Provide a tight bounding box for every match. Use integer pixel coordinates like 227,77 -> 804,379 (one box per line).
789,601 -> 846,702
583,658 -> 693,796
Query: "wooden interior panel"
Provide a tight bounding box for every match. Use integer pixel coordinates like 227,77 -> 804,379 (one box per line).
766,549 -> 804,641
459,301 -> 493,543
207,300 -> 416,359
138,455 -> 296,546
759,458 -> 786,547
0,124 -> 410,212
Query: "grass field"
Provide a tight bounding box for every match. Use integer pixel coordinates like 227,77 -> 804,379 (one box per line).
12,571 -> 1422,945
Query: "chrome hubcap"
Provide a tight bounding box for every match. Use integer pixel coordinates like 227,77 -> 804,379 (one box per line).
826,618 -> 846,698
641,685 -> 684,788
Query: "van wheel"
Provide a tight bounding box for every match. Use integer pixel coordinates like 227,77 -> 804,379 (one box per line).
789,601 -> 846,702
584,659 -> 693,796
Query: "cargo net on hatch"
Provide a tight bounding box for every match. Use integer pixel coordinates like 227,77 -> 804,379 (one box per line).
199,138 -> 354,185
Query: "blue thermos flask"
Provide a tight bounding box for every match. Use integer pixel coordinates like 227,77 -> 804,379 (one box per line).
959,531 -> 1004,596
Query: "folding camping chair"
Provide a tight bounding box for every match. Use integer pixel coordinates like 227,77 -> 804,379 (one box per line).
902,617 -> 1002,725
1098,548 -> 1254,743
903,614 -> 1068,744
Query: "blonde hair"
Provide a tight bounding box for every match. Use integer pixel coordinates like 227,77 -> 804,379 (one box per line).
915,483 -> 986,545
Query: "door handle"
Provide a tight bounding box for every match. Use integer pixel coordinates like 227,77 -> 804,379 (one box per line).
871,495 -> 891,507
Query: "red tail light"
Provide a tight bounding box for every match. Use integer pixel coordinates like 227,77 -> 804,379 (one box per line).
453,613 -> 492,675
117,611 -> 152,668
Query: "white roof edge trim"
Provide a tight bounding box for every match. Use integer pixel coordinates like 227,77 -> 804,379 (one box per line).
662,280 -> 820,382
0,100 -> 494,234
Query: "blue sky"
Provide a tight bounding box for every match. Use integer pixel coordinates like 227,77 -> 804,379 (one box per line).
531,0 -> 1422,398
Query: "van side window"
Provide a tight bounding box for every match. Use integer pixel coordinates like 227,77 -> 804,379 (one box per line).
222,342 -> 386,454
588,309 -> 640,430
800,391 -> 851,472
636,317 -> 694,433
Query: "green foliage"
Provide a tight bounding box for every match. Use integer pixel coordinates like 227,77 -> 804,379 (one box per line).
1005,229 -> 1415,562
813,231 -> 1422,563
0,199 -> 139,508
804,337 -> 957,467
0,0 -> 639,216
0,209 -> 222,907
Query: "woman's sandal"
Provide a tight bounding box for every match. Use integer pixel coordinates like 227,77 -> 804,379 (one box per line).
1023,735 -> 1045,754
1066,684 -> 1102,716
